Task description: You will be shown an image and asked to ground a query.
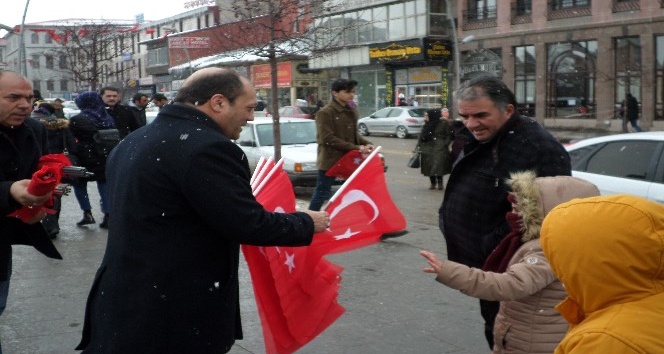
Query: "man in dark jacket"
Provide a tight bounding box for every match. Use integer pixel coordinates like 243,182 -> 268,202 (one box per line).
76,68 -> 329,354
100,86 -> 138,138
0,70 -> 63,353
439,75 -> 571,349
128,92 -> 149,127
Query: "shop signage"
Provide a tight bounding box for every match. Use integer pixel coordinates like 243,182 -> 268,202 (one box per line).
169,37 -> 210,49
462,49 -> 502,79
369,39 -> 424,64
424,38 -> 453,62
251,62 -> 292,88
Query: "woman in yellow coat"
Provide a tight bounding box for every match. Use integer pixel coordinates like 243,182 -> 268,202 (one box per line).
541,195 -> 664,354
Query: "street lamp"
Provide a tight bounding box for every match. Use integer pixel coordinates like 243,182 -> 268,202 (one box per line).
446,1 -> 475,90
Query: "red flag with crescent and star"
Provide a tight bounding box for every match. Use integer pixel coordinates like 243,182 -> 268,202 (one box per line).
243,148 -> 406,353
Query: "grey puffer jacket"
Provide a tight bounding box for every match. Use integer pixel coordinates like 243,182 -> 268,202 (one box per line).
435,171 -> 599,353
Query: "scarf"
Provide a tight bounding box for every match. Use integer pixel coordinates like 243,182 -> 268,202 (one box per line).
75,92 -> 115,129
482,194 -> 524,273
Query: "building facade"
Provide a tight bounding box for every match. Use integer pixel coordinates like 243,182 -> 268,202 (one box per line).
457,0 -> 664,129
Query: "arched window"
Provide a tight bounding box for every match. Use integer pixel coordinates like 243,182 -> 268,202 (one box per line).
546,41 -> 597,118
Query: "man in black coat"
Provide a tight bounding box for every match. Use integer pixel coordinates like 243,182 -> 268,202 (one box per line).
100,86 -> 139,139
439,75 -> 571,349
76,68 -> 329,354
0,70 -> 63,353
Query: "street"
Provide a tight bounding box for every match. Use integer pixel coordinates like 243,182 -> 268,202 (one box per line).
1,136 -> 486,354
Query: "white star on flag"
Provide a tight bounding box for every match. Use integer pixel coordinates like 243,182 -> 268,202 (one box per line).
284,252 -> 295,273
353,157 -> 362,165
334,228 -> 361,241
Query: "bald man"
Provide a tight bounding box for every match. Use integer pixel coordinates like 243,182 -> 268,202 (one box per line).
76,68 -> 330,354
0,70 -> 63,353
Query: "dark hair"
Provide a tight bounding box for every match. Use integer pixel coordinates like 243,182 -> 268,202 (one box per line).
54,98 -> 63,103
36,102 -> 55,115
331,78 -> 358,93
426,108 -> 442,120
100,86 -> 120,95
456,74 -> 517,112
151,93 -> 167,101
174,69 -> 245,105
132,92 -> 148,102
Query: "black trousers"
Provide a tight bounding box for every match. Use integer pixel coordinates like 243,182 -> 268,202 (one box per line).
480,299 -> 500,349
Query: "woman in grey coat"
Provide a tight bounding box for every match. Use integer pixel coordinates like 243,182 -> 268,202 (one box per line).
421,171 -> 599,353
417,108 -> 452,190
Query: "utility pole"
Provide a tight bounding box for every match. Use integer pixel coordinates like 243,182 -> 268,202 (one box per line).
19,0 -> 31,77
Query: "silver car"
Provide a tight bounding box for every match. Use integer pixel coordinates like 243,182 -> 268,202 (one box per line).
566,131 -> 664,204
235,117 -> 319,186
357,106 -> 427,139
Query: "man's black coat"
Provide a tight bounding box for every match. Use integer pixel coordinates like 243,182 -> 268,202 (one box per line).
77,103 -> 315,353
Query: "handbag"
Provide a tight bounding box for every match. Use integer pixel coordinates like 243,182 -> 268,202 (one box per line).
407,148 -> 421,168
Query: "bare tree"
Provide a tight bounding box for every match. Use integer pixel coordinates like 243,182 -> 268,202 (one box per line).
41,20 -> 137,91
213,0 -> 353,160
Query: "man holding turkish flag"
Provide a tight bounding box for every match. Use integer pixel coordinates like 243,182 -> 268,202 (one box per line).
1,70 -> 63,353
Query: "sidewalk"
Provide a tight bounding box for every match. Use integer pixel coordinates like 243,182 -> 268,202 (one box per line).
1,187 -> 487,354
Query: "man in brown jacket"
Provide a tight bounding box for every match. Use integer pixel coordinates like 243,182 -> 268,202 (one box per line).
308,78 -> 374,211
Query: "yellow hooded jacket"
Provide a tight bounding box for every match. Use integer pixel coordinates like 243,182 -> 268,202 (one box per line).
541,195 -> 664,354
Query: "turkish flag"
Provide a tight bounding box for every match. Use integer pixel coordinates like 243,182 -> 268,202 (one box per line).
312,148 -> 407,255
251,156 -> 275,192
7,154 -> 71,222
243,161 -> 344,354
325,150 -> 365,179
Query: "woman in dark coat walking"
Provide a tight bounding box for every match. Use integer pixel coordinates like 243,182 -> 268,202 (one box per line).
417,108 -> 453,190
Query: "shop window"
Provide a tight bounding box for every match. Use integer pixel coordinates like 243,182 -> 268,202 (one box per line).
514,45 -> 536,117
546,41 -> 597,118
615,37 -> 642,121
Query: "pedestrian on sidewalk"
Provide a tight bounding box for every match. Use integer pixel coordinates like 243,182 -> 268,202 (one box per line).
620,93 -> 642,132
69,92 -> 117,229
422,172 -> 599,354
416,108 -> 452,190
76,68 -> 329,354
541,195 -> 664,354
0,70 -> 63,354
32,102 -> 76,238
438,75 -> 571,349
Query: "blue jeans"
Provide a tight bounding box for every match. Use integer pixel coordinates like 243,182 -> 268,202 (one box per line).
630,119 -> 643,132
73,180 -> 108,214
308,170 -> 335,211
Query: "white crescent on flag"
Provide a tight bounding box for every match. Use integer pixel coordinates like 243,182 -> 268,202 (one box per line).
328,189 -> 380,224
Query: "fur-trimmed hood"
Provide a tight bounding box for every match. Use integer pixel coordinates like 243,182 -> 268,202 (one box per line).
506,171 -> 600,242
38,117 -> 71,130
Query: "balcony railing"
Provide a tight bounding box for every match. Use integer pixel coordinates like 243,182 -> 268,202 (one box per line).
613,0 -> 640,12
547,1 -> 592,20
462,6 -> 497,30
511,3 -> 533,25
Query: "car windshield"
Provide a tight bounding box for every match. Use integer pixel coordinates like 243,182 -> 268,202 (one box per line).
407,108 -> 427,117
255,121 -> 317,146
300,107 -> 318,114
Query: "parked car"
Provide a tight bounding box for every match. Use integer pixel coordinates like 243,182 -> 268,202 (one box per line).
357,106 -> 427,138
236,117 -> 320,186
566,131 -> 664,204
278,105 -> 318,119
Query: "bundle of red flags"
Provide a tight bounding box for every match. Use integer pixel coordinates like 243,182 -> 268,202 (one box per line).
243,148 -> 406,354
8,154 -> 71,222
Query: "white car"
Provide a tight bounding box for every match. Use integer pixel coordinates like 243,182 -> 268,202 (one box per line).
566,131 -> 664,204
236,117 -> 319,186
357,106 -> 427,139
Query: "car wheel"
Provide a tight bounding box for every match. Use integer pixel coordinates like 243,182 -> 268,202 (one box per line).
395,126 -> 408,139
358,123 -> 369,136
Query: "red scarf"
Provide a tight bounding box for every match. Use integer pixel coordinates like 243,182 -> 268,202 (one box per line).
482,210 -> 523,273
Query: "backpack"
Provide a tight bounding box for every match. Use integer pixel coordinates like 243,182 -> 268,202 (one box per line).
92,128 -> 121,158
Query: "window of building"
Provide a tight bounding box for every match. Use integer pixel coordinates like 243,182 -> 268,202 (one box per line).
31,54 -> 40,68
516,0 -> 532,15
59,55 -> 67,69
45,34 -> 52,44
46,80 -> 54,91
429,0 -> 449,36
32,80 -> 40,92
551,0 -> 590,10
655,36 -> 664,120
546,40 -> 597,118
615,37 -> 641,118
388,3 -> 406,39
45,56 -> 54,69
60,80 -> 68,92
467,0 -> 497,20
147,46 -> 169,67
358,9 -> 373,43
343,12 -> 358,44
31,32 -> 39,44
514,45 -> 536,117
